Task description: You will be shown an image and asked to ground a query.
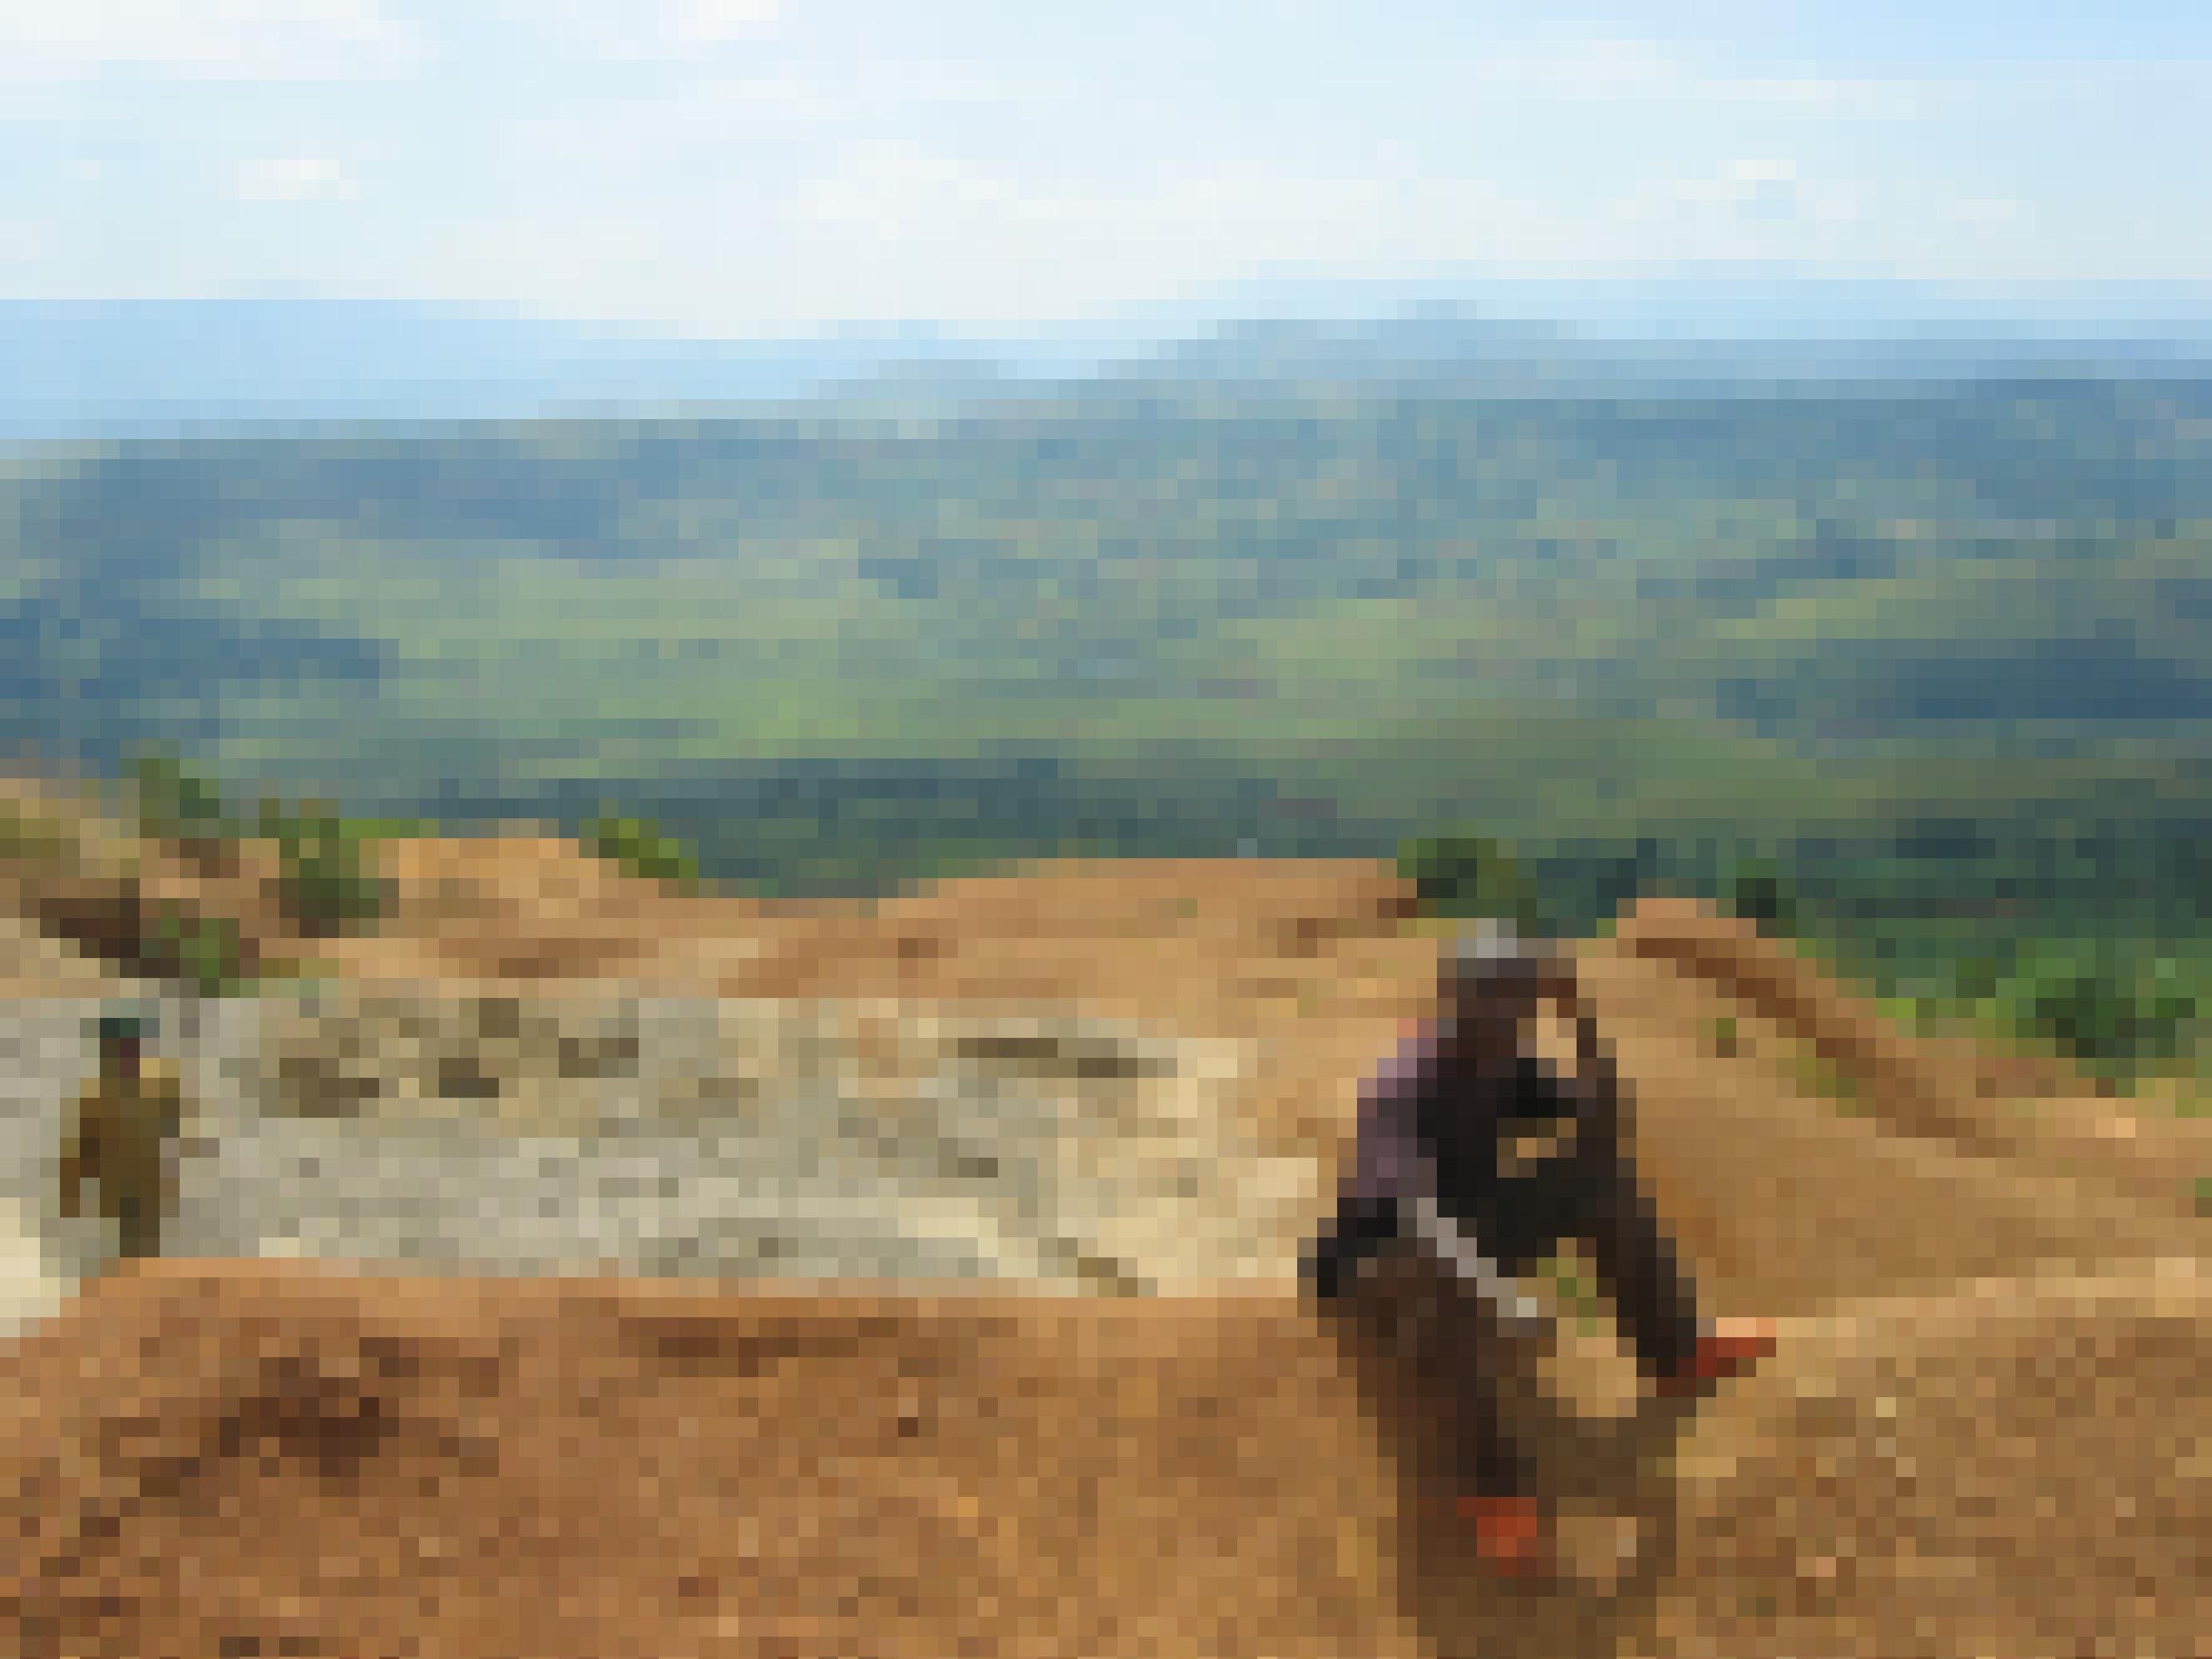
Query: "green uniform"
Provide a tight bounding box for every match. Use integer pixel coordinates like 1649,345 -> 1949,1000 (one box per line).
59,1058 -> 188,1262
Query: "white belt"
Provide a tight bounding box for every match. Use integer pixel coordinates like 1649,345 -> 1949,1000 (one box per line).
1403,1193 -> 1546,1332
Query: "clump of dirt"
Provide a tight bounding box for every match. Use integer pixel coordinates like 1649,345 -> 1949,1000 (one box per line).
253,984 -> 647,1128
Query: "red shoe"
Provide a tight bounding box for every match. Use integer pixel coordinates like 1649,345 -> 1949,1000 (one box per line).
1654,1317 -> 1778,1399
1454,1494 -> 1554,1578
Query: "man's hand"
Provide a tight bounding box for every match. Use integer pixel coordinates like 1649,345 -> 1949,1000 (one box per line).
1303,1196 -> 1404,1301
1652,1317 -> 1779,1400
56,1138 -> 88,1220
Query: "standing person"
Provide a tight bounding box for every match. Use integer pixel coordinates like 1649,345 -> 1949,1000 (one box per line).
1303,921 -> 1775,1578
58,1009 -> 190,1268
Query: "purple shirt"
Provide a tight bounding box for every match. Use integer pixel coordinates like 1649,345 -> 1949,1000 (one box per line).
1346,1021 -> 1448,1213
1343,1020 -> 1602,1210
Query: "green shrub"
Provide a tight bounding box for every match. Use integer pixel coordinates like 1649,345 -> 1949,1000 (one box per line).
270,803 -> 389,936
143,901 -> 248,996
1396,831 -> 1540,926
1991,940 -> 2198,1071
0,805 -> 65,864
131,750 -> 233,851
582,814 -> 700,891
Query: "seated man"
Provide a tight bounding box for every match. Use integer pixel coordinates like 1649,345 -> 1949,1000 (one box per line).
1304,922 -> 1775,1578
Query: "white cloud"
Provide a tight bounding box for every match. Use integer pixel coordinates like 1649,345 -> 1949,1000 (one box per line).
666,0 -> 781,45
1954,197 -> 2023,227
1679,157 -> 1804,221
235,156 -> 360,204
759,145 -> 1555,327
512,0 -> 781,59
0,220 -> 45,265
805,141 -> 1015,231
1470,35 -> 1945,120
0,1 -> 423,82
1605,157 -> 1882,266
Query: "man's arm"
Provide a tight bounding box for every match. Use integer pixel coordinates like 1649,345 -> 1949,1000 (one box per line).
1304,1027 -> 1438,1299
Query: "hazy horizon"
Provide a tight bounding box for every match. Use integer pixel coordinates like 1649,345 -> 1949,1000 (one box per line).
5,3 -> 2209,339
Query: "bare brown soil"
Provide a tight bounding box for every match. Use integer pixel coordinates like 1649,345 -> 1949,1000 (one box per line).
4,813 -> 2210,1656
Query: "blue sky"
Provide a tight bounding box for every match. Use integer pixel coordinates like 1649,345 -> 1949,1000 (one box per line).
2,2 -> 2208,337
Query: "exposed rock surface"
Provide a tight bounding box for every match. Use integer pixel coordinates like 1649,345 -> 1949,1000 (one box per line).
5,989 -> 1311,1294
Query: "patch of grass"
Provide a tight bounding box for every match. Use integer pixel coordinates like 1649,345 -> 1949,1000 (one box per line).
2194,1178 -> 2212,1219
1787,1046 -> 1862,1111
1707,1016 -> 1740,1059
1545,1257 -> 1611,1336
140,902 -> 250,997
0,804 -> 67,865
581,813 -> 701,892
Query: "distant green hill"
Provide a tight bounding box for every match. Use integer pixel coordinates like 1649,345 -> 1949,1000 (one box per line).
4,367 -> 2210,939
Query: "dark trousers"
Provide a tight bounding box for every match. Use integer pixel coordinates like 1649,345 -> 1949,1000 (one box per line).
1308,1141 -> 1702,1497
111,1194 -> 164,1261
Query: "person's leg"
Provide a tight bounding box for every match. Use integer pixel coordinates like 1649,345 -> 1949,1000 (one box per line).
113,1195 -> 158,1262
1393,1261 -> 1554,1577
1439,1295 -> 1556,1578
1456,1376 -> 1536,1495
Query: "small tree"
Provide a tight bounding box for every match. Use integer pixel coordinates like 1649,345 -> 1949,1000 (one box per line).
1725,854 -> 1800,935
1397,831 -> 1541,927
271,800 -> 389,936
131,749 -> 233,867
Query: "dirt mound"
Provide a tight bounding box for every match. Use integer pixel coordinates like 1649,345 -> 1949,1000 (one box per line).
1612,898 -> 2102,1130
314,833 -> 690,985
0,913 -> 128,999
9,1254 -> 2207,1659
1656,1257 -> 2212,1658
1571,923 -> 2202,1319
0,775 -> 283,985
0,1262 -> 1415,1659
1593,903 -> 2212,1293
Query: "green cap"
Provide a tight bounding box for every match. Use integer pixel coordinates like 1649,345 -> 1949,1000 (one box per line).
1447,920 -> 1545,994
93,1010 -> 154,1045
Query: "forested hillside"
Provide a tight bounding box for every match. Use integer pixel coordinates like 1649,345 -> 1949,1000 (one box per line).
6,342 -> 2210,1008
